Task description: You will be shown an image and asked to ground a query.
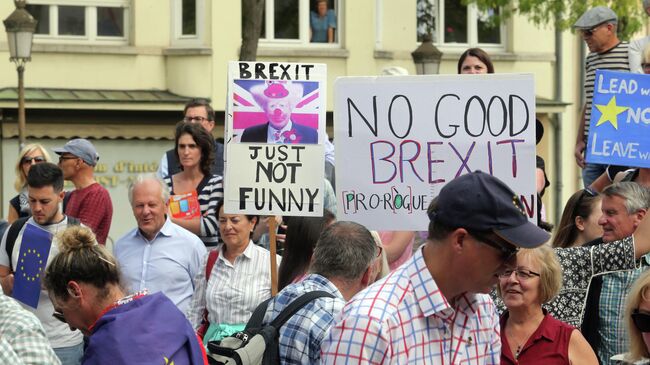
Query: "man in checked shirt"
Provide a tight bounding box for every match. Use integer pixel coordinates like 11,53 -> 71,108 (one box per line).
321,171 -> 550,364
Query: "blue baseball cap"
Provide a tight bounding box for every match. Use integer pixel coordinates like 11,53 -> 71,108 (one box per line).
429,171 -> 549,248
52,138 -> 99,166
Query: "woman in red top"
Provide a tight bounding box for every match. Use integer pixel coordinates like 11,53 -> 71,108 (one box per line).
498,245 -> 597,364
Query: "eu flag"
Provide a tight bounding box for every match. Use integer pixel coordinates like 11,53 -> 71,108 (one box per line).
13,223 -> 52,308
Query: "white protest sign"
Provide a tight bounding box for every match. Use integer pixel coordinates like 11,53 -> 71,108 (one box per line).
335,73 -> 537,231
224,61 -> 326,216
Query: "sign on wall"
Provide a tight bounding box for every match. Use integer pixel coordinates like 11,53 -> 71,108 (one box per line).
224,61 -> 326,216
335,73 -> 538,231
586,70 -> 650,168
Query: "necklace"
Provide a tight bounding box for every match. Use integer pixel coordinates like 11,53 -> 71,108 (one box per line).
515,345 -> 522,359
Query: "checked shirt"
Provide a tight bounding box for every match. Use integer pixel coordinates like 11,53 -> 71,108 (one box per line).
321,247 -> 501,365
262,274 -> 344,364
0,292 -> 60,364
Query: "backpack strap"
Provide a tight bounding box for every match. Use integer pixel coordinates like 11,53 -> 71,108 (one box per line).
5,217 -> 29,272
62,191 -> 72,213
269,291 -> 335,329
245,297 -> 274,330
66,216 -> 80,226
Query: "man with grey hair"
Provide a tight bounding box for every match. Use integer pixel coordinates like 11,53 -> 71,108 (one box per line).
114,174 -> 206,313
582,182 -> 650,363
572,6 -> 629,187
261,221 -> 379,364
628,0 -> 650,73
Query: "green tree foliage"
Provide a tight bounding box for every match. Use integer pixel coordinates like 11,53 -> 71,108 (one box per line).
466,0 -> 645,40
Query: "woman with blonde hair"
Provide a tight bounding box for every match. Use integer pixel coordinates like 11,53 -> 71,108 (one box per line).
7,143 -> 51,223
624,270 -> 650,362
43,226 -> 206,364
498,245 -> 597,364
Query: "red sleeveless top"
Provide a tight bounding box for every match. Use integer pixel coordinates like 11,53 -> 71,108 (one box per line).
501,310 -> 574,365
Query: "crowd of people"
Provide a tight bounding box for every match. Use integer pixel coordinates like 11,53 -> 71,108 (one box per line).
2,3 -> 650,365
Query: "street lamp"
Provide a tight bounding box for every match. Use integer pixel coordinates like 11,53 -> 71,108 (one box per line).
3,0 -> 37,151
411,33 -> 443,75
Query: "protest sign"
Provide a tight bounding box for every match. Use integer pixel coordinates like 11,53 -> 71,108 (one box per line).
335,73 -> 537,231
224,61 -> 326,216
586,70 -> 650,168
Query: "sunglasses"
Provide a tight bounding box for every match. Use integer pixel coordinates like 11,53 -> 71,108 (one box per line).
52,310 -> 67,324
581,23 -> 606,37
21,156 -> 46,165
632,310 -> 650,332
470,231 -> 519,263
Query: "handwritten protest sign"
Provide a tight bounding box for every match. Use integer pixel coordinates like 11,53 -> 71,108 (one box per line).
224,61 -> 326,216
586,70 -> 650,168
335,74 -> 537,231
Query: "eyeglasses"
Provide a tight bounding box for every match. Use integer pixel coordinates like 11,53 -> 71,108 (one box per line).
375,245 -> 383,259
21,156 -> 46,165
58,156 -> 78,163
498,268 -> 541,280
470,231 -> 519,263
52,310 -> 67,324
632,309 -> 650,332
183,116 -> 209,123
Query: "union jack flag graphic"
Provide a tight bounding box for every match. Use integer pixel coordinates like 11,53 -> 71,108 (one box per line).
231,79 -> 321,138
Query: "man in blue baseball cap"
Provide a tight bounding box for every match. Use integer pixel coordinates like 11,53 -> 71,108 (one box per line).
322,171 -> 549,364
53,138 -> 112,245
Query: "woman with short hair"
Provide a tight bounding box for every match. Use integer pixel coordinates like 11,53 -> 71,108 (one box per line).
498,245 -> 597,364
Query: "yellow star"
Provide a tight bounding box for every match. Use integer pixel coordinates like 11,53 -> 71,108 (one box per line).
594,96 -> 629,130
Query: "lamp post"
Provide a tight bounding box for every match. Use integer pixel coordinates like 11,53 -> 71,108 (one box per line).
411,33 -> 443,75
3,0 -> 36,151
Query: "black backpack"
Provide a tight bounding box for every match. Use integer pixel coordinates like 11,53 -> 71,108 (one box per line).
5,216 -> 80,271
207,290 -> 335,365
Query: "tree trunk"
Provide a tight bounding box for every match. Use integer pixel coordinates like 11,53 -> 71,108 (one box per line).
240,0 -> 265,61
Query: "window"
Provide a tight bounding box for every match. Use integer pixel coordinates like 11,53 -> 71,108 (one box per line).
257,0 -> 341,46
416,0 -> 503,49
25,1 -> 129,44
171,0 -> 205,46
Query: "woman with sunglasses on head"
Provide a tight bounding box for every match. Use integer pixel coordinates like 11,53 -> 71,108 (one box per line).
622,270 -> 650,363
7,144 -> 51,223
43,226 -> 207,365
551,188 -> 603,249
498,245 -> 597,364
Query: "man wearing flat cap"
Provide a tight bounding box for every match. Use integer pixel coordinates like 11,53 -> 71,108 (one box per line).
53,138 -> 113,245
572,6 -> 629,187
240,81 -> 318,144
322,171 -> 550,364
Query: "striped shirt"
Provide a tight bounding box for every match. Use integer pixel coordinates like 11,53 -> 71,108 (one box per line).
0,292 -> 61,365
583,42 -> 629,139
164,174 -> 223,246
321,247 -> 501,365
186,241 -> 277,328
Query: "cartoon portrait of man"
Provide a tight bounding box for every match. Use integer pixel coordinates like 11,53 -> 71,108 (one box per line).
239,81 -> 319,144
